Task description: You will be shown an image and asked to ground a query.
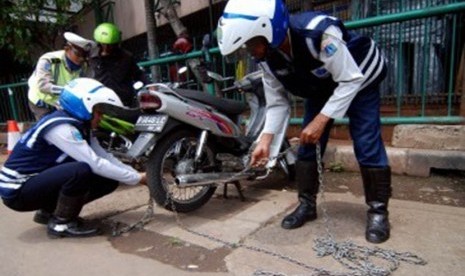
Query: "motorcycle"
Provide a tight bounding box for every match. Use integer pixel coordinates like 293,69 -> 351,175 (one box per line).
95,64 -> 228,166
96,77 -> 204,158
126,70 -> 296,213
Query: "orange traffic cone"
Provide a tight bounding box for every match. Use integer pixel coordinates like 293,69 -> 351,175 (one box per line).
7,120 -> 21,154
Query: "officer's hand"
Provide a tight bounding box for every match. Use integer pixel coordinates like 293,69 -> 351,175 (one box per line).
300,113 -> 331,144
139,172 -> 148,185
250,144 -> 270,168
250,133 -> 273,167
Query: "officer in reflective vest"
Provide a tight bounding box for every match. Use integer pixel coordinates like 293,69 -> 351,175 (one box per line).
28,32 -> 95,120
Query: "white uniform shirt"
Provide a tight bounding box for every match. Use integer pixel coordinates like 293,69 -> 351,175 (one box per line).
260,25 -> 365,135
44,123 -> 141,185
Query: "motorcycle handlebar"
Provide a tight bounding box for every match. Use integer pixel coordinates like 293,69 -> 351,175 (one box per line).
221,86 -> 239,93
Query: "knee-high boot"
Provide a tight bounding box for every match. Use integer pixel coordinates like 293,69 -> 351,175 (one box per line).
361,166 -> 392,243
47,193 -> 99,238
281,160 -> 319,229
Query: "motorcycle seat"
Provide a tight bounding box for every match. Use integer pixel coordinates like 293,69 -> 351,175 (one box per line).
175,88 -> 248,116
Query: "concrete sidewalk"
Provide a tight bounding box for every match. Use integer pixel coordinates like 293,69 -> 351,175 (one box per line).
1,181 -> 464,276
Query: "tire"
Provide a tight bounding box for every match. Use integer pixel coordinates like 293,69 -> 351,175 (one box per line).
146,129 -> 217,213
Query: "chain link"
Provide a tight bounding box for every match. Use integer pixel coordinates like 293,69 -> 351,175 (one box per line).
111,142 -> 427,276
110,196 -> 155,237
312,143 -> 427,276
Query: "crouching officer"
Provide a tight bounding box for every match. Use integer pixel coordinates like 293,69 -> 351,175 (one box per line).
1,78 -> 147,238
28,32 -> 94,120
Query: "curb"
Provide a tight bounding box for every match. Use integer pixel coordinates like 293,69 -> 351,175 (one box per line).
324,142 -> 465,177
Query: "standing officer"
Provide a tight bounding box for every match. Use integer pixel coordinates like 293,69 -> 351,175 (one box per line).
28,32 -> 94,119
217,0 -> 391,243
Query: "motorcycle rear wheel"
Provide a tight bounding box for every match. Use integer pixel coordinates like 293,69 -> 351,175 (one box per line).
147,129 -> 217,213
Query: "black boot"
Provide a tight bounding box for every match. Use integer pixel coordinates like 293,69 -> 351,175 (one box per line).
361,166 -> 392,244
33,209 -> 52,225
47,193 -> 99,238
281,161 -> 319,229
34,209 -> 85,225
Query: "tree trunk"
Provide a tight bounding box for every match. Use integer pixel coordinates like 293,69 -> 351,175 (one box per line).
158,0 -> 187,37
144,0 -> 161,82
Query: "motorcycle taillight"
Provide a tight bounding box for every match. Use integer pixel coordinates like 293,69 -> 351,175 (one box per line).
138,92 -> 161,110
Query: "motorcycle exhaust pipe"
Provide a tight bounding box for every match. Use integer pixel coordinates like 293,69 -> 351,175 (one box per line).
175,172 -> 255,187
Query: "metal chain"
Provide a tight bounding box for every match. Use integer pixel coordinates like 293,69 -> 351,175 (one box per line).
310,143 -> 427,276
111,142 -> 427,276
165,174 -> 346,276
159,144 -> 352,276
111,196 -> 155,237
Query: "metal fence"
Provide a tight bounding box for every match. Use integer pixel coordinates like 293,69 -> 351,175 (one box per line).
1,1 -> 464,125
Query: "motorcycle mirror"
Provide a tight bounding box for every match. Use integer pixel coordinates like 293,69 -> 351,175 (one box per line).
207,71 -> 234,82
178,66 -> 188,75
133,81 -> 144,90
207,71 -> 224,82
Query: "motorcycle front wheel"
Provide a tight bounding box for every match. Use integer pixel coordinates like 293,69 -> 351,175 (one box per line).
147,129 -> 217,213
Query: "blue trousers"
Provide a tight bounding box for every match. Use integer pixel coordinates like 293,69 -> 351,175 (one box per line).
298,85 -> 389,168
3,162 -> 119,213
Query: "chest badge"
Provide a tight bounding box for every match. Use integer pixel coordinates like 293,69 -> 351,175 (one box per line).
311,67 -> 330,78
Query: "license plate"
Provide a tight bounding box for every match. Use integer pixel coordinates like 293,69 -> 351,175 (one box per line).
136,114 -> 168,132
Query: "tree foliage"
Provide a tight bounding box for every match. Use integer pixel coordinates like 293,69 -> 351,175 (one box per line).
0,0 -> 89,64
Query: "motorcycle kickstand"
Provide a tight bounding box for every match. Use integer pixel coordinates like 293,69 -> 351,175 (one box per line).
223,181 -> 246,202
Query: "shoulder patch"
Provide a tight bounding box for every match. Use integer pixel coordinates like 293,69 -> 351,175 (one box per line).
42,62 -> 52,72
321,35 -> 339,57
323,42 -> 338,57
71,129 -> 84,141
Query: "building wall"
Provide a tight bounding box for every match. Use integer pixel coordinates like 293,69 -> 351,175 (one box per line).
75,0 -> 216,41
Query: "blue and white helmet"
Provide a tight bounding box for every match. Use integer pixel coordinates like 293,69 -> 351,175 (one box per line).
217,0 -> 289,56
59,78 -> 123,121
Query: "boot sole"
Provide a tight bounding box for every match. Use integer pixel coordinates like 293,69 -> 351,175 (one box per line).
47,229 -> 101,239
365,232 -> 390,244
281,215 -> 317,229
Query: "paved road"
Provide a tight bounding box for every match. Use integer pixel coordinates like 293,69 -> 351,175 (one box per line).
1,153 -> 464,276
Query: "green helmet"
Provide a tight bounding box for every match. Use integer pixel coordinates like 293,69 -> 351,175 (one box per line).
94,22 -> 121,44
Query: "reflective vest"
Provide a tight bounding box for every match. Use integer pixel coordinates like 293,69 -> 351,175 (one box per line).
28,50 -> 85,106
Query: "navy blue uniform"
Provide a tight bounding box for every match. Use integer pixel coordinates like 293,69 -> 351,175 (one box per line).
260,12 -> 388,167
0,111 -> 122,212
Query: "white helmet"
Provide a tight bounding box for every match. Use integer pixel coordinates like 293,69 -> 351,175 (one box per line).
217,0 -> 289,56
59,78 -> 124,121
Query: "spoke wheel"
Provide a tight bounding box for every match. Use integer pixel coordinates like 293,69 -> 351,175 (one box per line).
147,129 -> 217,213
